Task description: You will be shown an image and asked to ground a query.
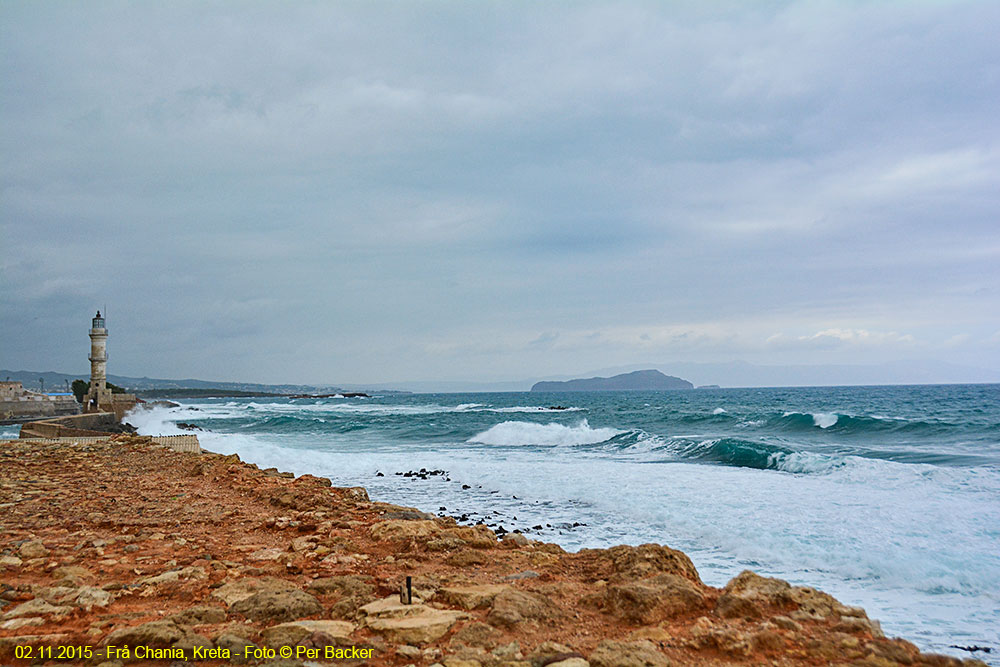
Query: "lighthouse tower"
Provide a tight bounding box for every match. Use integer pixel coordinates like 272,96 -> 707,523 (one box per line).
84,310 -> 112,412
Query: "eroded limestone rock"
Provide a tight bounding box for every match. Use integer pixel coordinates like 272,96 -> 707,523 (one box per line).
450,621 -> 503,649
260,620 -> 355,648
608,544 -> 700,584
1,617 -> 45,631
589,640 -> 671,667
487,589 -> 562,629
308,575 -> 375,598
169,605 -> 228,626
361,597 -> 469,645
104,620 -> 184,648
211,576 -> 299,606
2,598 -> 73,619
439,584 -> 509,610
229,589 -> 323,623
604,574 -> 706,624
715,570 -> 854,621
18,541 -> 49,559
370,519 -> 441,541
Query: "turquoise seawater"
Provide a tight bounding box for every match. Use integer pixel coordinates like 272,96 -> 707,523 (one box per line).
122,384 -> 999,662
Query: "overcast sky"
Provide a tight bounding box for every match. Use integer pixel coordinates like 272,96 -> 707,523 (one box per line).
2,1 -> 998,386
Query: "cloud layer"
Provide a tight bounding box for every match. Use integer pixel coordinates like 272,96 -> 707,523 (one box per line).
2,2 -> 998,384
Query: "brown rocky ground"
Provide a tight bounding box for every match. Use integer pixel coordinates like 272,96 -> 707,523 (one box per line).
0,435 -> 986,667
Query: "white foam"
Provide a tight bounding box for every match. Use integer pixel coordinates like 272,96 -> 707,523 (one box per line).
782,410 -> 841,429
813,412 -> 839,428
775,451 -> 843,474
468,419 -> 622,447
713,407 -> 727,415
127,404 -> 187,436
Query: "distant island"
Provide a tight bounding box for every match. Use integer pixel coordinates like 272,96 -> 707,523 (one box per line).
531,369 -> 694,392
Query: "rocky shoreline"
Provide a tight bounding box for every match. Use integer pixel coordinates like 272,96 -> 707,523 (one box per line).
0,435 -> 987,667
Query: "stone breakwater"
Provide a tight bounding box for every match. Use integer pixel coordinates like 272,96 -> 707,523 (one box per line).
0,435 -> 987,667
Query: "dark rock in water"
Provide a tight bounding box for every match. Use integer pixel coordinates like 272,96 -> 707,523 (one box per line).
146,400 -> 181,409
375,471 -> 384,477
398,468 -> 446,481
176,422 -> 203,431
100,421 -> 138,434
950,645 -> 992,654
531,369 -> 693,392
462,484 -> 471,490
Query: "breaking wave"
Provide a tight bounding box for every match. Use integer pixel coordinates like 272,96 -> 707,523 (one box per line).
468,419 -> 622,447
773,411 -> 958,435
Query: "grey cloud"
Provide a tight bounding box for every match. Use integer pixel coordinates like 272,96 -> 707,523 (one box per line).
2,1 -> 998,384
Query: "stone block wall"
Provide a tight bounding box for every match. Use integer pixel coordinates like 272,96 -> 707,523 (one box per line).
0,394 -> 81,420
19,412 -> 118,439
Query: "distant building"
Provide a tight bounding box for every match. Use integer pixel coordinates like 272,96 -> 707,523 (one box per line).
0,381 -> 79,421
82,311 -> 137,420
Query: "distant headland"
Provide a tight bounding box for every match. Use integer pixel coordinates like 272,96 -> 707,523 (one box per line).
531,369 -> 694,392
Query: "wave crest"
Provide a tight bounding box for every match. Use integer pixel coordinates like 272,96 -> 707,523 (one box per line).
468,419 -> 622,447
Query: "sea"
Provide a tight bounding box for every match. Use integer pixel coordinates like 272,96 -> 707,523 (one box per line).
6,384 -> 997,662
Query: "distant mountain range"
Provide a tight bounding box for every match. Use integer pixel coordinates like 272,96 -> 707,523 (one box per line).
0,370 -> 341,395
531,369 -> 693,392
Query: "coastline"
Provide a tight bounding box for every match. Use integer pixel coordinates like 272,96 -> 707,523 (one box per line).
0,434 -> 988,667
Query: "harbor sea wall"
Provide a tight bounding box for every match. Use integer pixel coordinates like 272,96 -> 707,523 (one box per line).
19,412 -> 119,438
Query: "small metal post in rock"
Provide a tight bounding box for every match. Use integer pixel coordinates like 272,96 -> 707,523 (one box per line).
398,576 -> 413,604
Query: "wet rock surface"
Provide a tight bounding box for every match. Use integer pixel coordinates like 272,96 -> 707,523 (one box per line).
0,434 -> 988,666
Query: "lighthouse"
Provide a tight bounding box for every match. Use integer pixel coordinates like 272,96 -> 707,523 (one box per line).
84,310 -> 112,412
